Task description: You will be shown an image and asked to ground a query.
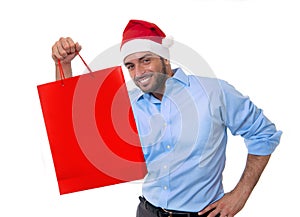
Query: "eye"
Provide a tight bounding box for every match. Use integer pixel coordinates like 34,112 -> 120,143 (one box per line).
126,64 -> 134,70
142,58 -> 151,64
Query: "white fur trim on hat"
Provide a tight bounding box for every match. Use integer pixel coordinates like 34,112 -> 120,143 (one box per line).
121,38 -> 170,61
162,36 -> 174,48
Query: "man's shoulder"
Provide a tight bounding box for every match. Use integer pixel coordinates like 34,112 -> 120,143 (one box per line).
188,74 -> 228,93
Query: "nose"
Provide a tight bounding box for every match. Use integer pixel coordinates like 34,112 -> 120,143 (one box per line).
134,63 -> 145,77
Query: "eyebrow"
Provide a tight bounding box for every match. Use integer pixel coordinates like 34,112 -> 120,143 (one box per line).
124,54 -> 155,66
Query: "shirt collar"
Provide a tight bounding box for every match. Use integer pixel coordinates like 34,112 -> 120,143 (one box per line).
170,68 -> 189,86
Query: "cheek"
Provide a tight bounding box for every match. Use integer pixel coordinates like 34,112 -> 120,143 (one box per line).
128,71 -> 135,79
146,63 -> 161,72
146,64 -> 153,70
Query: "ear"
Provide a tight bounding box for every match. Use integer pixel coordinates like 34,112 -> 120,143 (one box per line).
164,58 -> 170,65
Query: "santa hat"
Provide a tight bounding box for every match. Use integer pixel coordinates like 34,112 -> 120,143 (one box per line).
120,19 -> 174,60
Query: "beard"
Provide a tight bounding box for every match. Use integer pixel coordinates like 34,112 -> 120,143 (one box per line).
134,58 -> 169,95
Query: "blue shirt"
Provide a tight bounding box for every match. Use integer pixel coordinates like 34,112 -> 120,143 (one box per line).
129,68 -> 282,212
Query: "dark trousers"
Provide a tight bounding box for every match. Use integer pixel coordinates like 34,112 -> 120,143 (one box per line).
136,197 -> 220,217
136,200 -> 155,217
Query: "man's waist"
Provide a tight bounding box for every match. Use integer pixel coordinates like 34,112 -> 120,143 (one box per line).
139,196 -> 219,217
142,180 -> 224,212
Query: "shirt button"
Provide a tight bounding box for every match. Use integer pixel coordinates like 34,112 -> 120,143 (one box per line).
163,165 -> 167,169
163,186 -> 168,190
166,145 -> 171,149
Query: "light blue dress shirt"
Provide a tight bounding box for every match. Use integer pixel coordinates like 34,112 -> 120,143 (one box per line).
129,68 -> 282,212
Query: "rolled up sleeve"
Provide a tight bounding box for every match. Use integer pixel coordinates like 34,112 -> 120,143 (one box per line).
220,80 -> 282,155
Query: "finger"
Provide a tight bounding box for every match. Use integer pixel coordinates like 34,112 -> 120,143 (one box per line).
198,201 -> 218,215
51,43 -> 64,62
56,42 -> 68,59
51,44 -> 58,62
59,37 -> 72,54
207,209 -> 221,217
75,42 -> 82,52
216,212 -> 231,217
65,37 -> 77,53
198,206 -> 214,215
207,210 -> 220,217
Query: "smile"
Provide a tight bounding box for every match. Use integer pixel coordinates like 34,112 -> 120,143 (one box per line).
137,75 -> 152,85
139,77 -> 151,83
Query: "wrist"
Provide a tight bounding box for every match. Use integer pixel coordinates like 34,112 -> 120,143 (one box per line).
55,61 -> 71,67
55,61 -> 73,80
232,183 -> 252,201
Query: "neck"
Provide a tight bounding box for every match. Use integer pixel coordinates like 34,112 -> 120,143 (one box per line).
151,66 -> 174,101
152,92 -> 164,101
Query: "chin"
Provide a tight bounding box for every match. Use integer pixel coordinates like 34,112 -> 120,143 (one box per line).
140,88 -> 151,93
138,84 -> 152,93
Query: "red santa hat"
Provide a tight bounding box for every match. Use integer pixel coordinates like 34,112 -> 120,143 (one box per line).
120,19 -> 174,60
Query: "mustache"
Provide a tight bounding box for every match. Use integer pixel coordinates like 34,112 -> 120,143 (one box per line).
134,73 -> 153,82
134,71 -> 168,82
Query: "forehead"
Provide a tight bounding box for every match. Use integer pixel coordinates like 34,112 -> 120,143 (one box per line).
124,51 -> 156,63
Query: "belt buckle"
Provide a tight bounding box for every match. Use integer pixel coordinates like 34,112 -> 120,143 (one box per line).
162,208 -> 173,217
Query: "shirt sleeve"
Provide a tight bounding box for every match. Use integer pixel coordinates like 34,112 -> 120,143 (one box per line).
220,80 -> 282,155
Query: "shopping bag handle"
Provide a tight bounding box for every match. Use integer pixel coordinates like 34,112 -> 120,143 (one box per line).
57,51 -> 93,85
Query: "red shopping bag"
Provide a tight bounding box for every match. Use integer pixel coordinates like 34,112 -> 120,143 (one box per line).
37,54 -> 146,195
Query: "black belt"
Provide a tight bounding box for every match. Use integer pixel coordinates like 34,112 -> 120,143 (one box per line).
139,196 -> 213,217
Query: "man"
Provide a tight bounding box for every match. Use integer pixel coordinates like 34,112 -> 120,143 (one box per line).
51,20 -> 282,217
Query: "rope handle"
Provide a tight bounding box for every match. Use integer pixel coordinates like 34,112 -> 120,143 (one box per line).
57,51 -> 93,85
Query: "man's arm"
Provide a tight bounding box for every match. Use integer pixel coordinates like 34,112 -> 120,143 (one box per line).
52,37 -> 81,80
199,79 -> 281,217
55,62 -> 72,80
198,154 -> 271,217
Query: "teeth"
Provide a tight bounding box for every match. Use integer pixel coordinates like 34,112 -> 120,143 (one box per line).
140,77 -> 150,83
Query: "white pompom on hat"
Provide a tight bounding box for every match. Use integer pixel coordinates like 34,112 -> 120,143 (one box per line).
162,35 -> 174,48
120,20 -> 173,60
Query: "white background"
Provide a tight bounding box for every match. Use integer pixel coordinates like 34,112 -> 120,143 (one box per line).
0,0 -> 299,216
